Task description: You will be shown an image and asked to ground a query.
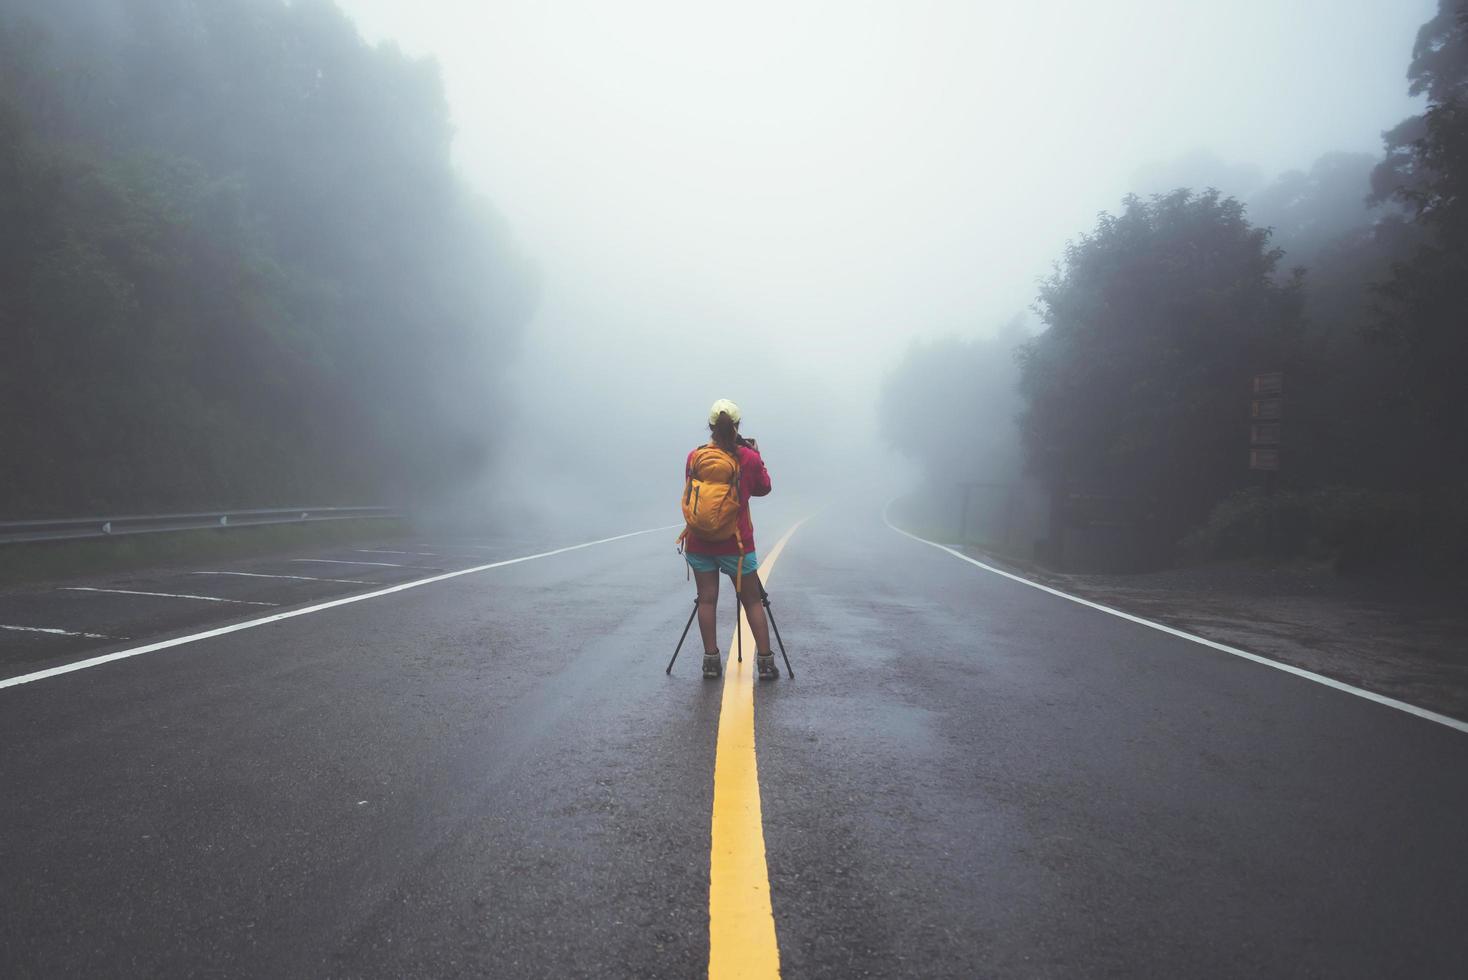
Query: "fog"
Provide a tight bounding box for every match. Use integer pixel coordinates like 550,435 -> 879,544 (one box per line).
328,0 -> 1431,528
2,0 -> 1451,554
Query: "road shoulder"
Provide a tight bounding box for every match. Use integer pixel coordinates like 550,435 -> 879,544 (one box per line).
963,548 -> 1468,721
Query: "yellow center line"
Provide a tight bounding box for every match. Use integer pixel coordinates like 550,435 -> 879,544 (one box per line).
709,519 -> 806,979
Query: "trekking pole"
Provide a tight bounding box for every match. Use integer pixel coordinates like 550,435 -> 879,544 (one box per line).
666,597 -> 699,674
760,583 -> 794,678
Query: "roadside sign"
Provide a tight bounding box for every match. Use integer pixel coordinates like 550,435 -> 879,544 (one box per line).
1253,372 -> 1284,395
1249,373 -> 1283,473
1249,448 -> 1280,471
1250,423 -> 1281,445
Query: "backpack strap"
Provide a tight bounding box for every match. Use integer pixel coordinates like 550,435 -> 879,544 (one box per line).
677,453 -> 695,552
725,444 -> 745,591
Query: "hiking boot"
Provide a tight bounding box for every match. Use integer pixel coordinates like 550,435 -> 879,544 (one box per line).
756,652 -> 779,680
702,651 -> 723,679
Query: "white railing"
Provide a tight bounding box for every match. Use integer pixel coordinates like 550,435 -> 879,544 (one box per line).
0,507 -> 400,545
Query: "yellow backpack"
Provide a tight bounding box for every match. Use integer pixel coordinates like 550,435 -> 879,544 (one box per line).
678,443 -> 746,586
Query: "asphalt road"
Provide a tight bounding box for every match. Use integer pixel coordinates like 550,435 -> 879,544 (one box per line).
1,504 -> 1465,978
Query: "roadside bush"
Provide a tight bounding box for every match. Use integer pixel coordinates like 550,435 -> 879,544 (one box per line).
1179,485 -> 1463,572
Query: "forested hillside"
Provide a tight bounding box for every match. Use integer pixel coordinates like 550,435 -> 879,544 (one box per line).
884,0 -> 1468,572
0,0 -> 535,517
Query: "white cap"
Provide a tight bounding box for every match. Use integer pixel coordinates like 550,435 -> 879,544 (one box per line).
708,398 -> 741,425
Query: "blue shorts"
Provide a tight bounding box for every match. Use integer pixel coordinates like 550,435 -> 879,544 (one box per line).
685,551 -> 759,577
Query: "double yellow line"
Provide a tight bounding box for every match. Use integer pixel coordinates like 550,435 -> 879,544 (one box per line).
708,520 -> 804,979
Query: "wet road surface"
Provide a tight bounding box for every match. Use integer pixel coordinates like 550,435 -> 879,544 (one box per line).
2,506 -> 1465,977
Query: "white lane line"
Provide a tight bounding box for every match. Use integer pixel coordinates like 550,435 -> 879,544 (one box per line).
882,503 -> 1468,736
60,587 -> 279,608
356,549 -> 439,557
1,624 -> 123,640
292,558 -> 405,568
193,571 -> 372,586
2,524 -> 682,691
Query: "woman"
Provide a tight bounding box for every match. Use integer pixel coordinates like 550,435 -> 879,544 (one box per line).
682,398 -> 777,680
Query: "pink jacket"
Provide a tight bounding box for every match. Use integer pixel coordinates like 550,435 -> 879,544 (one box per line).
683,444 -> 771,556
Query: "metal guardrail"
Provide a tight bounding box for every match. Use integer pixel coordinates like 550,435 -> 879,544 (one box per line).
0,507 -> 401,545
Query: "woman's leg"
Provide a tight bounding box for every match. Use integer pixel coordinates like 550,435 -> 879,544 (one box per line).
738,571 -> 773,654
694,569 -> 721,654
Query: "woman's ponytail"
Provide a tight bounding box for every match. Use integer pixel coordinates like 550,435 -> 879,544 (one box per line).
710,411 -> 738,453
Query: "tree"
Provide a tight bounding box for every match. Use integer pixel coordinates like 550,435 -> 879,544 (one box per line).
1370,0 -> 1468,492
0,0 -> 536,516
1018,191 -> 1303,543
1370,0 -> 1468,207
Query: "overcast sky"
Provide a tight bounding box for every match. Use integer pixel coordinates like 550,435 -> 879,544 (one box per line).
331,0 -> 1432,506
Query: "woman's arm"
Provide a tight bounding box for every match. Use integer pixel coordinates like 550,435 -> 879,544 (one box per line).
741,446 -> 772,498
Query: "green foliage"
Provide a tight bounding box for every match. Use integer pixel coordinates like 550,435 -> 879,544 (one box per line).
1371,1 -> 1468,205
1370,1 -> 1468,492
881,3 -> 1467,574
1018,190 -> 1304,541
0,1 -> 535,517
1181,486 -> 1465,572
1109,4 -> 1467,572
